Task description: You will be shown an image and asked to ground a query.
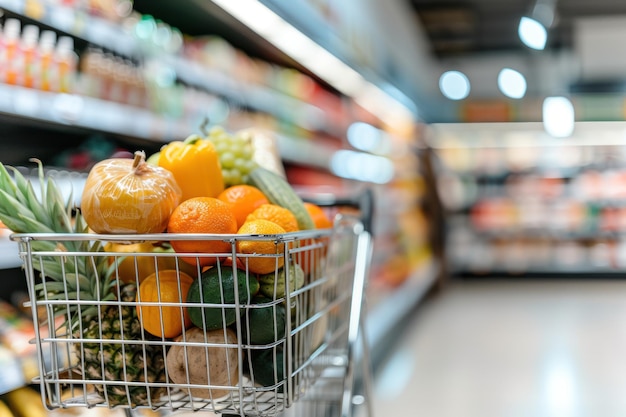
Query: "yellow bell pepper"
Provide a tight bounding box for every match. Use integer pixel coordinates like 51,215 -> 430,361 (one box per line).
158,134 -> 224,201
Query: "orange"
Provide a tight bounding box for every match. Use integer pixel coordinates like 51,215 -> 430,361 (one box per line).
299,203 -> 332,276
218,185 -> 269,228
303,202 -> 333,229
136,270 -> 194,338
167,197 -> 238,267
236,219 -> 286,274
245,204 -> 299,233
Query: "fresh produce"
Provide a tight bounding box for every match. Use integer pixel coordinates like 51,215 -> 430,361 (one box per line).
0,399 -> 14,417
104,241 -> 198,283
81,150 -> 182,234
217,184 -> 269,228
167,327 -> 239,399
245,203 -> 299,233
247,167 -> 315,230
250,347 -> 284,391
167,197 -> 238,266
136,270 -> 194,338
257,263 -> 305,299
158,134 -> 224,201
206,126 -> 258,187
0,160 -> 166,406
186,266 -> 259,330
3,387 -> 46,417
236,219 -> 286,274
243,296 -> 286,345
303,202 -> 333,229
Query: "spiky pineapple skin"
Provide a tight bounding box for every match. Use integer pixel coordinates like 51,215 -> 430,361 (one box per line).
0,161 -> 168,407
77,283 -> 166,407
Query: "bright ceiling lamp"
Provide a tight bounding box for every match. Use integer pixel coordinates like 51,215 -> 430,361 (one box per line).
330,150 -> 394,184
347,122 -> 391,154
543,96 -> 575,138
497,68 -> 527,99
210,0 -> 415,126
518,16 -> 547,50
439,71 -> 470,100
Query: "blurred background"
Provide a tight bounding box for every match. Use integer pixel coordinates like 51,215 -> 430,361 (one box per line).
1,0 -> 626,416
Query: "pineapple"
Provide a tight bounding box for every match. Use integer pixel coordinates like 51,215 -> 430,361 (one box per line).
0,160 -> 166,406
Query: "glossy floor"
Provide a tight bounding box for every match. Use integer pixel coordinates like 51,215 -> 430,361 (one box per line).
361,279 -> 626,417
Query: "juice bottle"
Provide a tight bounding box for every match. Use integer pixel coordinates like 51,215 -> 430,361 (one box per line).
39,30 -> 57,91
2,19 -> 21,85
21,25 -> 40,89
55,36 -> 78,93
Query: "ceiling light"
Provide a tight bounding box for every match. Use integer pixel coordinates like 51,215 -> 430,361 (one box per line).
439,71 -> 470,100
543,96 -> 574,138
519,17 -> 547,50
497,68 -> 527,99
347,122 -> 391,154
330,150 -> 394,184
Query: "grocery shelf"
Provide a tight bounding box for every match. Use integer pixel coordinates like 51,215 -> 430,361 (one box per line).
0,0 -> 344,136
0,83 -> 344,173
0,0 -> 139,57
0,83 -> 188,141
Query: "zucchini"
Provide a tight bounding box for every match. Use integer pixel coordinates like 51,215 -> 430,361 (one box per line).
247,167 -> 315,230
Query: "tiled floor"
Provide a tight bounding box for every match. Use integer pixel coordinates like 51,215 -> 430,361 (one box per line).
363,279 -> 626,417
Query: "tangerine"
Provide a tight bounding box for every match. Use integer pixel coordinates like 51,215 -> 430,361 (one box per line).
218,185 -> 269,228
303,202 -> 333,229
167,197 -> 238,266
136,270 -> 194,338
245,204 -> 299,233
299,202 -> 332,276
236,219 -> 286,274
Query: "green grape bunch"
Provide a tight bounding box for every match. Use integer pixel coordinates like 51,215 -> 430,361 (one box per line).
206,126 -> 258,186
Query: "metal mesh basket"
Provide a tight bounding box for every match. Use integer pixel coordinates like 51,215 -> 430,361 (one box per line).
12,212 -> 371,417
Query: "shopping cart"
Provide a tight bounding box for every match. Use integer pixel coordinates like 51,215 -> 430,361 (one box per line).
11,190 -> 374,417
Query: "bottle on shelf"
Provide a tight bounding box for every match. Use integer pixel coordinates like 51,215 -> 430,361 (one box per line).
55,36 -> 78,93
39,30 -> 58,92
1,19 -> 22,86
21,25 -> 40,89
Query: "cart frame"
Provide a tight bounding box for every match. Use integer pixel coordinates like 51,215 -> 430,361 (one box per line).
11,190 -> 374,417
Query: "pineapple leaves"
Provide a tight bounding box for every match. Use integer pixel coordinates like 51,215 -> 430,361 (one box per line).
0,189 -> 38,232
0,163 -> 18,197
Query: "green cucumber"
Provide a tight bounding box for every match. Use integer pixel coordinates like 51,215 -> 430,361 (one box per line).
247,167 -> 315,230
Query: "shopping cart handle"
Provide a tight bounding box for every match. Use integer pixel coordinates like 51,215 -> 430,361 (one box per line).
302,188 -> 374,234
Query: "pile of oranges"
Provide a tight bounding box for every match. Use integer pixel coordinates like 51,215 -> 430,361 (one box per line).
165,184 -> 331,274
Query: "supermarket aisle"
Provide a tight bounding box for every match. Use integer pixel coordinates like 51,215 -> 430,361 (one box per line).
364,279 -> 626,417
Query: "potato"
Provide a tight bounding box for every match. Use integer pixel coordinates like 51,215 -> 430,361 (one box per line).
167,327 -> 239,399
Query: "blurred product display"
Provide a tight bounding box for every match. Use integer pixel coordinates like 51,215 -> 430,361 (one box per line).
432,121 -> 626,275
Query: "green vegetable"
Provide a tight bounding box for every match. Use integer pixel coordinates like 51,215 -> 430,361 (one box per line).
247,167 -> 315,230
250,348 -> 284,391
186,267 -> 259,330
243,296 -> 286,345
257,263 -> 305,299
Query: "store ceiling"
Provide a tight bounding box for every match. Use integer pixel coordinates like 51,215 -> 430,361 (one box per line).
406,0 -> 626,99
407,0 -> 626,57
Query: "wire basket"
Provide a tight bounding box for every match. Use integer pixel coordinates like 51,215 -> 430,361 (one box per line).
12,212 -> 371,417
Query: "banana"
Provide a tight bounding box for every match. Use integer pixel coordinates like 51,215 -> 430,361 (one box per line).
0,400 -> 14,417
3,387 -> 47,417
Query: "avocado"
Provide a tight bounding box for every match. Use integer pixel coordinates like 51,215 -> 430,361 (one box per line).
250,347 -> 285,391
243,296 -> 286,345
186,267 -> 259,330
